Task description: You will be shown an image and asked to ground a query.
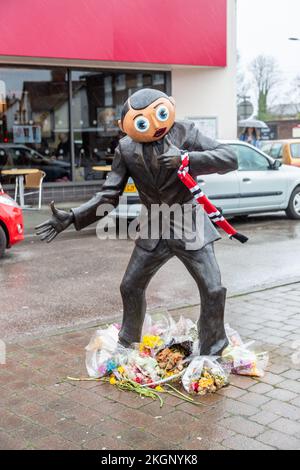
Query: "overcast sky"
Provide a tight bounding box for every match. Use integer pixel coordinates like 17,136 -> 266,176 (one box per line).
237,0 -> 300,103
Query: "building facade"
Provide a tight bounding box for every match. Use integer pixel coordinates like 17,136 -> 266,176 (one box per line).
0,0 -> 237,202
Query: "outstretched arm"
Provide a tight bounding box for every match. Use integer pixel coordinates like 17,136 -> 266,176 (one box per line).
187,129 -> 238,176
71,146 -> 128,231
157,128 -> 237,175
35,146 -> 129,242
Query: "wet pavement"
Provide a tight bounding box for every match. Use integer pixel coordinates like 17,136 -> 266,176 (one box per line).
1,209 -> 300,341
0,283 -> 300,450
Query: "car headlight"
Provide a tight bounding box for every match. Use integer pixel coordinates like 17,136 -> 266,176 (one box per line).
0,195 -> 19,208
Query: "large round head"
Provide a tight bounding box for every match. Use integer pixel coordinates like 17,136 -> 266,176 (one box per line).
118,88 -> 175,143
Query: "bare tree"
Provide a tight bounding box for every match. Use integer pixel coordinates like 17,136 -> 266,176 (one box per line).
250,55 -> 281,120
236,51 -> 251,101
289,75 -> 300,116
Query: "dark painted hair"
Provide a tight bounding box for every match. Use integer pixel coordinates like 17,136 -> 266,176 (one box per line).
121,88 -> 170,124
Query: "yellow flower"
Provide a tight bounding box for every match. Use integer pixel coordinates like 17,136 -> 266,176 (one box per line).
109,375 -> 117,385
198,378 -> 213,388
165,371 -> 174,377
140,335 -> 163,349
155,385 -> 164,392
117,366 -> 125,374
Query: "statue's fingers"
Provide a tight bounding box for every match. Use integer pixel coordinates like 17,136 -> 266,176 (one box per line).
40,228 -> 54,241
41,228 -> 55,242
36,224 -> 52,235
157,153 -> 169,161
35,220 -> 51,230
165,149 -> 176,158
46,230 -> 58,243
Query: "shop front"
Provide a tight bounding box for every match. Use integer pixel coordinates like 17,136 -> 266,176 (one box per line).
0,0 -> 236,203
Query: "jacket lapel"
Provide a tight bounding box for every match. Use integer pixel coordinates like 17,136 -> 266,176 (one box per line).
133,141 -> 156,186
132,132 -> 179,189
154,135 -> 179,189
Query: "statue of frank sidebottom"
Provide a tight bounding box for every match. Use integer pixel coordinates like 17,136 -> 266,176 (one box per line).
36,88 -> 247,356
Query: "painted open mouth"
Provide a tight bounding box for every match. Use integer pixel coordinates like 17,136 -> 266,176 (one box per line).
153,127 -> 167,138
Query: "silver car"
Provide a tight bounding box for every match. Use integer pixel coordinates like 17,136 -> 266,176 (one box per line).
114,141 -> 300,220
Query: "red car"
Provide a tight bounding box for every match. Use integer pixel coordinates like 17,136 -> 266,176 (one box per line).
0,184 -> 24,257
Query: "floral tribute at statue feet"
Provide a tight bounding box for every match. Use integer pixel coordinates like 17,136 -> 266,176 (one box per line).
66,314 -> 270,406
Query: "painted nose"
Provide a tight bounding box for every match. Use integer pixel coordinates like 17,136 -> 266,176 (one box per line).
151,116 -> 161,129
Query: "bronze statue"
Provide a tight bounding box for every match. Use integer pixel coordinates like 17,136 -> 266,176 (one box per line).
36,88 -> 239,356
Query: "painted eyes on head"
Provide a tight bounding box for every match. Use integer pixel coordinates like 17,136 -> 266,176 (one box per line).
134,116 -> 150,133
156,105 -> 169,122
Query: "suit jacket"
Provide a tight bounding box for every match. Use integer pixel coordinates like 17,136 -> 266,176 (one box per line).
72,120 -> 238,251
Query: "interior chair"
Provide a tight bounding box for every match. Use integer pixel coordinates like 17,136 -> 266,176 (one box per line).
24,170 -> 46,209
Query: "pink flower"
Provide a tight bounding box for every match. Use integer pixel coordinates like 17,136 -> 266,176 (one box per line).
98,365 -> 107,375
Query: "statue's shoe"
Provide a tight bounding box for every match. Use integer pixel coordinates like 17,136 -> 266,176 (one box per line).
199,337 -> 229,357
117,337 -> 133,349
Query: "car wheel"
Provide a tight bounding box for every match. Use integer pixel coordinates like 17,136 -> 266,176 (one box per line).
286,187 -> 300,219
0,226 -> 7,258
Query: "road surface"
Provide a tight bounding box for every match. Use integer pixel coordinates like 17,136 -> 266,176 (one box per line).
1,212 -> 300,340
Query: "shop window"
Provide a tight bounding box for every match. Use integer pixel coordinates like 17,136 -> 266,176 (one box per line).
0,66 -> 168,184
71,70 -> 168,182
0,67 -> 71,183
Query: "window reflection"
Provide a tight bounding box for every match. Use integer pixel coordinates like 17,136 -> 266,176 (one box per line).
0,68 -> 71,183
0,67 -> 168,184
71,70 -> 167,181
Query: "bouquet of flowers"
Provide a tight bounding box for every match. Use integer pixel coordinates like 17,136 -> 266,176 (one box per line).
222,324 -> 269,378
222,347 -> 269,378
85,324 -> 121,378
182,356 -> 229,396
156,341 -> 192,377
115,350 -> 162,386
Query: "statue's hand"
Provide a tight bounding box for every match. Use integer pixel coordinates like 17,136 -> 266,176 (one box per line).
35,201 -> 74,243
157,135 -> 181,169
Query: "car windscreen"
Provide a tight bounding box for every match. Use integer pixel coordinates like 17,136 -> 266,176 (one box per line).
261,143 -> 272,155
270,143 -> 283,159
290,143 -> 300,159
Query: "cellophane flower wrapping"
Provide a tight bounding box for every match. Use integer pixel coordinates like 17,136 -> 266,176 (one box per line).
142,312 -> 176,337
85,324 -> 124,378
222,324 -> 269,377
120,350 -> 162,385
164,315 -> 197,345
182,356 -> 229,396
